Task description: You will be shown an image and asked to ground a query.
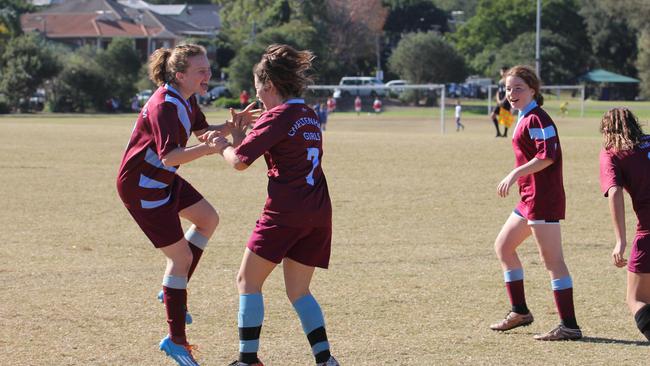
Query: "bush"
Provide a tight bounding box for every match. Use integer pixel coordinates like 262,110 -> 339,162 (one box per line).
214,97 -> 241,109
0,100 -> 10,114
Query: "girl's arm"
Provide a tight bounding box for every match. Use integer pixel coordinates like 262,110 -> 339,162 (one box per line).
161,143 -> 219,167
607,185 -> 628,268
221,145 -> 249,171
497,157 -> 554,197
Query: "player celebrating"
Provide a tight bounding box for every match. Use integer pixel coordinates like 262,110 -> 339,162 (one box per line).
205,44 -> 339,366
116,44 -> 257,366
490,65 -> 582,341
599,108 -> 650,342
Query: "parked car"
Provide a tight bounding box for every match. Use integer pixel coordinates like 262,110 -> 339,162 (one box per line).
385,79 -> 409,96
136,89 -> 152,106
333,76 -> 386,98
198,84 -> 229,105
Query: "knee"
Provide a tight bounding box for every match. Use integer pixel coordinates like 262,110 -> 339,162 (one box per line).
236,272 -> 260,294
286,287 -> 310,304
200,206 -> 219,233
494,238 -> 512,260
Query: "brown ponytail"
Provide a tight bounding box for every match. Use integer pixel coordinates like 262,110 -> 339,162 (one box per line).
148,44 -> 207,87
253,44 -> 315,99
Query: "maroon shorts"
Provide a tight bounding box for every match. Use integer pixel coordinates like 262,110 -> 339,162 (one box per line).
629,232 -> 650,273
246,220 -> 332,269
126,178 -> 203,248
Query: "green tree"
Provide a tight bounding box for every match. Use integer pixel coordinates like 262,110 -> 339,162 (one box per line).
388,31 -> 466,83
0,33 -> 61,110
580,0 -> 637,77
452,0 -> 589,81
51,46 -> 110,112
97,38 -> 141,106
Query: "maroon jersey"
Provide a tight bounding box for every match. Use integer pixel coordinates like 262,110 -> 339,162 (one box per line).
235,99 -> 332,227
116,84 -> 208,209
512,105 -> 565,220
600,135 -> 650,233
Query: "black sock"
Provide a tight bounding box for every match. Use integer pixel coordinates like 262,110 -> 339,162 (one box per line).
511,304 -> 529,315
634,304 -> 650,341
561,317 -> 579,329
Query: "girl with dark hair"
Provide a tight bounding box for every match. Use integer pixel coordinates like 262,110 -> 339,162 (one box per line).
117,44 -> 258,366
599,107 -> 650,342
489,65 -> 582,341
206,44 -> 339,366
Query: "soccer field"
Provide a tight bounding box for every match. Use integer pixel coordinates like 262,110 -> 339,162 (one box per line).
1,108 -> 647,365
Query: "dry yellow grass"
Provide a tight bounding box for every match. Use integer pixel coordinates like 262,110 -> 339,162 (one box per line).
0,108 -> 647,365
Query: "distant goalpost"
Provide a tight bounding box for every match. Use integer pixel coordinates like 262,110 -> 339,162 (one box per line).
307,84 -> 448,133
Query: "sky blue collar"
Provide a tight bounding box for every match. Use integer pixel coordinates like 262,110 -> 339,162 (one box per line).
164,83 -> 191,111
518,100 -> 538,121
285,98 -> 304,104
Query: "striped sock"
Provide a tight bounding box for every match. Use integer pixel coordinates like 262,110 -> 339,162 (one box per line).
504,268 -> 529,314
552,276 -> 578,329
238,293 -> 264,364
162,275 -> 188,345
184,225 -> 209,281
293,294 -> 331,364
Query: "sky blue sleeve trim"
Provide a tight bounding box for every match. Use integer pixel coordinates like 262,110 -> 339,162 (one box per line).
145,148 -> 177,172
293,294 -> 325,334
238,293 -> 264,327
311,341 -> 330,355
165,94 -> 192,139
162,275 -> 188,289
138,174 -> 168,189
529,125 -> 556,140
552,276 -> 573,290
140,193 -> 171,209
185,225 -> 209,249
239,339 -> 260,353
504,268 -> 524,282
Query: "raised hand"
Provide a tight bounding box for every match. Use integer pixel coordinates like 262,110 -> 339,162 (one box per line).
230,102 -> 262,130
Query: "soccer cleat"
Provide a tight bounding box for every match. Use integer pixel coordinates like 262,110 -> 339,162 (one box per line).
158,290 -> 193,325
159,335 -> 200,366
317,356 -> 340,366
490,311 -> 534,331
533,324 -> 582,341
227,361 -> 264,366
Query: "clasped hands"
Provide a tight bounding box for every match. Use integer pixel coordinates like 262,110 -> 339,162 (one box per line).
199,102 -> 261,155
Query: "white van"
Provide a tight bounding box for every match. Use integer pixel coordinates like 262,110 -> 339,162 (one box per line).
333,76 -> 386,98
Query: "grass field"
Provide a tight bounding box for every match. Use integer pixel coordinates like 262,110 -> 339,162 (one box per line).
1,106 -> 649,365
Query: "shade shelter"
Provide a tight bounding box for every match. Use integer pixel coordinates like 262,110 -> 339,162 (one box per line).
578,69 -> 639,100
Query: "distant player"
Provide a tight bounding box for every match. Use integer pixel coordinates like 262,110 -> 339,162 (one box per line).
354,95 -> 362,115
116,44 -> 257,366
599,107 -> 650,342
206,44 -> 339,366
490,65 -> 582,341
372,97 -> 382,113
455,99 -> 464,131
326,96 -> 336,113
490,66 -> 510,137
240,89 -> 250,109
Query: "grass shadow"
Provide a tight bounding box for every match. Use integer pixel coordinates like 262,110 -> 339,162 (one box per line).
577,336 -> 649,346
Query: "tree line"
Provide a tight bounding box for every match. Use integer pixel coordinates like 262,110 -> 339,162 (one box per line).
0,0 -> 648,112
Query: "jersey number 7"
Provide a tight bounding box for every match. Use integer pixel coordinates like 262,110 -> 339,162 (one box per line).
306,147 -> 320,186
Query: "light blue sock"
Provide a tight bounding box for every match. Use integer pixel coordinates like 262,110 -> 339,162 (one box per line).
293,294 -> 331,362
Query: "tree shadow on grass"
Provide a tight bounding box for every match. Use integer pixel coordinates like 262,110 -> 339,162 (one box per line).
576,336 -> 649,346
